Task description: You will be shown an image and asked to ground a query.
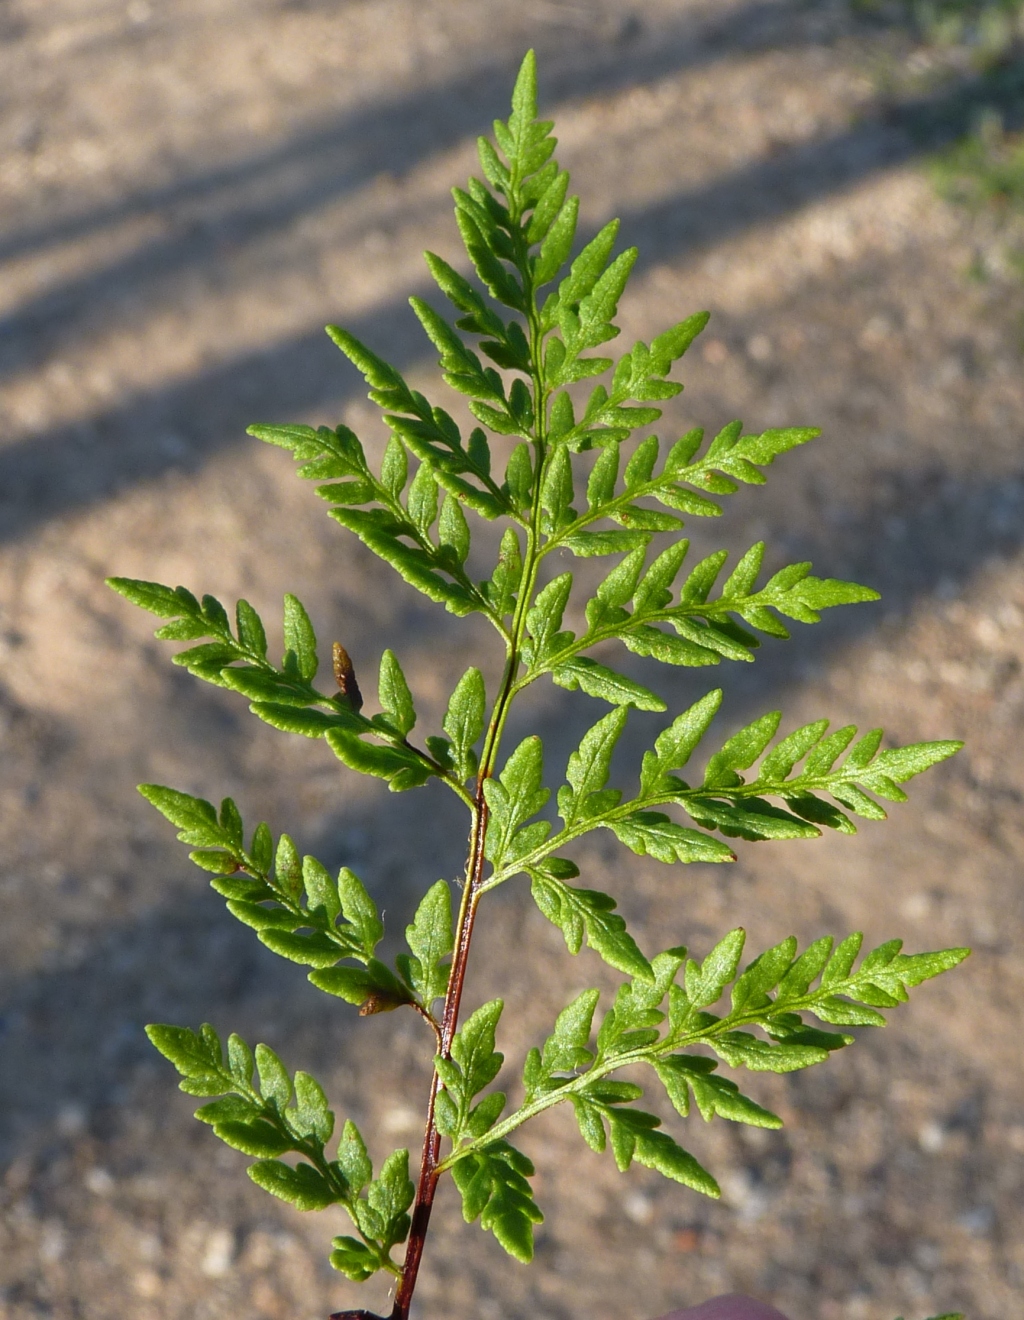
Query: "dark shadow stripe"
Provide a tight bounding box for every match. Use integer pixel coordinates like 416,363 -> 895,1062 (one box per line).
0,0 -> 819,272
2,446 -> 1016,1149
17,0 -> 1022,376
1,46 -> 1022,550
0,308 -> 406,542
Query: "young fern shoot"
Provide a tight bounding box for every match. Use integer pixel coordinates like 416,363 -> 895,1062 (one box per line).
108,52 -> 969,1320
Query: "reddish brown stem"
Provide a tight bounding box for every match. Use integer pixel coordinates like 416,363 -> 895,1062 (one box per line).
388,792 -> 491,1320
384,299 -> 539,1318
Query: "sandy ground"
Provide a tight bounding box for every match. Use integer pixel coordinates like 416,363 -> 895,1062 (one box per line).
0,2 -> 1022,1319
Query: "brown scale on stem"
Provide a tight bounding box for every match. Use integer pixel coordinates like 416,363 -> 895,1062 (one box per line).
387,783 -> 496,1320
333,641 -> 363,710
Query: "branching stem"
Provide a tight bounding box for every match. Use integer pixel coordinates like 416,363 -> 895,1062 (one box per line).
390,205 -> 548,1320
115,57 -> 969,1320
388,700 -> 509,1318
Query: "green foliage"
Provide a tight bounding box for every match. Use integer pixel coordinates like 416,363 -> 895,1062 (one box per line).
106,580 -> 465,798
934,112 -> 1024,212
856,0 -> 1023,66
435,999 -> 507,1144
110,51 -> 969,1316
480,701 -> 960,893
146,1022 -> 411,1278
482,735 -> 551,869
449,1139 -> 543,1263
530,869 -> 653,980
434,666 -> 486,782
138,785 -> 420,1013
896,1314 -> 965,1320
441,929 -> 967,1203
856,0 -> 1024,285
396,880 -> 454,1009
931,111 -> 1024,278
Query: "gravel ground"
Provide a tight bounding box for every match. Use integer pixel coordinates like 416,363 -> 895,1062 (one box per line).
0,3 -> 1022,1319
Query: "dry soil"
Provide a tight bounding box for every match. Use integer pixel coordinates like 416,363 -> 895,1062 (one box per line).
0,3 -> 1022,1320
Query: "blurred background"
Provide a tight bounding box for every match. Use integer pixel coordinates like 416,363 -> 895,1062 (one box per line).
0,2 -> 1022,1318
